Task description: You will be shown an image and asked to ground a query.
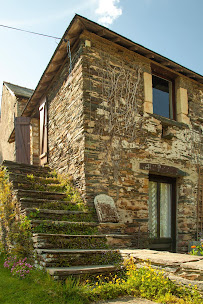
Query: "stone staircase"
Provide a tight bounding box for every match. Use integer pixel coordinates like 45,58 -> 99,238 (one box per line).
2,160 -> 135,280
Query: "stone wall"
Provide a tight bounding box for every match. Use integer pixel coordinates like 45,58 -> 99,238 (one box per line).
30,118 -> 40,166
81,31 -> 203,252
47,45 -> 86,193
0,84 -> 33,164
0,85 -> 16,163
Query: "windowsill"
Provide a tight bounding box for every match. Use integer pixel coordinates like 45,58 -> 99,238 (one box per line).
148,113 -> 189,129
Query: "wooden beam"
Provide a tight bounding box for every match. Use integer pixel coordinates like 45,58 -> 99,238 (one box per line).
129,45 -> 139,51
34,89 -> 46,97
97,29 -> 106,37
44,72 -> 56,78
161,61 -> 171,66
51,59 -> 64,66
173,67 -> 184,73
110,37 -> 121,43
146,53 -> 155,59
186,72 -> 196,78
38,81 -> 50,89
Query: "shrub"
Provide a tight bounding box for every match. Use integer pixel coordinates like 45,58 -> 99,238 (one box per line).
4,255 -> 33,278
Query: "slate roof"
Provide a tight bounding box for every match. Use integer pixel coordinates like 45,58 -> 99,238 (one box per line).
4,82 -> 34,99
22,14 -> 203,117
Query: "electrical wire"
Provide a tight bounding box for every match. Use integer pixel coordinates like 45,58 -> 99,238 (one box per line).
0,24 -> 61,40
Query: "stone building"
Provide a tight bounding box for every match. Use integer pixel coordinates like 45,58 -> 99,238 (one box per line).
2,15 -> 203,252
0,82 -> 33,164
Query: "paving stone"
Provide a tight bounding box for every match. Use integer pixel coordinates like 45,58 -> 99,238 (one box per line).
96,296 -> 158,303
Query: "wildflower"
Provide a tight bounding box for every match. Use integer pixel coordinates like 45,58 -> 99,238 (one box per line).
191,245 -> 196,249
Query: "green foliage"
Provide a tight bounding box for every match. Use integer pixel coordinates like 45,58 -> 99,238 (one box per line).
48,235 -> 108,249
52,250 -> 122,267
0,253 -> 202,304
4,255 -> 33,278
84,259 -> 203,303
41,201 -> 88,212
33,221 -> 98,235
0,168 -> 33,258
0,254 -> 67,304
190,244 -> 203,256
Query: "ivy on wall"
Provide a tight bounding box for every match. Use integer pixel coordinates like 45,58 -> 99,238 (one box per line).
0,168 -> 33,258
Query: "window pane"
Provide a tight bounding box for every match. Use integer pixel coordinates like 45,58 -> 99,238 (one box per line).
160,183 -> 171,238
152,75 -> 171,118
149,181 -> 157,238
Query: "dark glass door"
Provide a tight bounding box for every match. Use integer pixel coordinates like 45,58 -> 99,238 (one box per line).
148,175 -> 176,252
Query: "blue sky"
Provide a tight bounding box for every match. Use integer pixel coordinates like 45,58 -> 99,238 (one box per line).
0,0 -> 202,97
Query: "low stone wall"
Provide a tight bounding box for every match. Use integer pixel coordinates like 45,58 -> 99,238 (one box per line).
120,249 -> 203,292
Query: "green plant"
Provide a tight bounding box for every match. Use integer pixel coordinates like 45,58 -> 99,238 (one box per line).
33,221 -> 99,235
84,258 -> 203,303
190,244 -> 203,256
4,255 -> 33,278
0,168 -> 34,258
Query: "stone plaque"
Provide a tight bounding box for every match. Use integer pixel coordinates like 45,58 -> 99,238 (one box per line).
94,194 -> 119,223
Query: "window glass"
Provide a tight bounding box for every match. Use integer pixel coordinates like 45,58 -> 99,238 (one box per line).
160,183 -> 171,238
149,181 -> 157,238
152,75 -> 172,118
149,180 -> 172,239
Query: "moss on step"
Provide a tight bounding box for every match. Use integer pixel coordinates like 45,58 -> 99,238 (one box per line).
43,250 -> 122,267
40,201 -> 88,212
28,210 -> 94,222
32,221 -> 99,235
43,235 -> 108,249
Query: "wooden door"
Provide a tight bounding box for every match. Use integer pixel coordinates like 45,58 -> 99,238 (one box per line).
15,117 -> 31,164
39,97 -> 48,166
148,175 -> 176,252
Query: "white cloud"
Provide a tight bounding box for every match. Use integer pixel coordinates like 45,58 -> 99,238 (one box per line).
95,0 -> 122,26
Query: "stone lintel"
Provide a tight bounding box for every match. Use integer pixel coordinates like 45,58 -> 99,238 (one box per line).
140,163 -> 188,177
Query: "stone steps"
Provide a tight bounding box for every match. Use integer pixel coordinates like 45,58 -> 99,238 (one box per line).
47,264 -> 118,280
12,181 -> 65,192
35,248 -> 122,268
26,208 -> 95,222
8,173 -> 60,185
15,189 -> 67,200
19,198 -> 83,211
1,161 -> 125,280
31,219 -> 99,235
32,233 -> 132,249
2,160 -> 51,177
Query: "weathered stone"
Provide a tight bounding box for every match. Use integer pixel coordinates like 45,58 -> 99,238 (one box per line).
94,194 -> 119,223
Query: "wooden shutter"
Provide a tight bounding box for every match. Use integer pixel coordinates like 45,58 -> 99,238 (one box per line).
15,117 -> 31,164
39,97 -> 48,166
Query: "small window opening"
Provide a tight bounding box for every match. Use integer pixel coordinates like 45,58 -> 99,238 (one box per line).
152,75 -> 173,119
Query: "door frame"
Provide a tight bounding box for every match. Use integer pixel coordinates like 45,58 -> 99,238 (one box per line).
149,174 -> 176,252
39,97 -> 48,166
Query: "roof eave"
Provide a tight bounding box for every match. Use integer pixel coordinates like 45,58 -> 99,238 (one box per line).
22,14 -> 203,117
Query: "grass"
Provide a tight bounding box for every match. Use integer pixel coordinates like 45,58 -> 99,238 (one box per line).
0,253 -> 202,304
0,254 -> 85,304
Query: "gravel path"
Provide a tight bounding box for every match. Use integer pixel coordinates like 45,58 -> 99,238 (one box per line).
96,296 -> 158,303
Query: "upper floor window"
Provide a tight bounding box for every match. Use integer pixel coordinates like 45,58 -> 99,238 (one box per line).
152,74 -> 174,119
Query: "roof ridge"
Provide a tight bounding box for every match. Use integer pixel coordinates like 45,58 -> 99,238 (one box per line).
3,81 -> 34,92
